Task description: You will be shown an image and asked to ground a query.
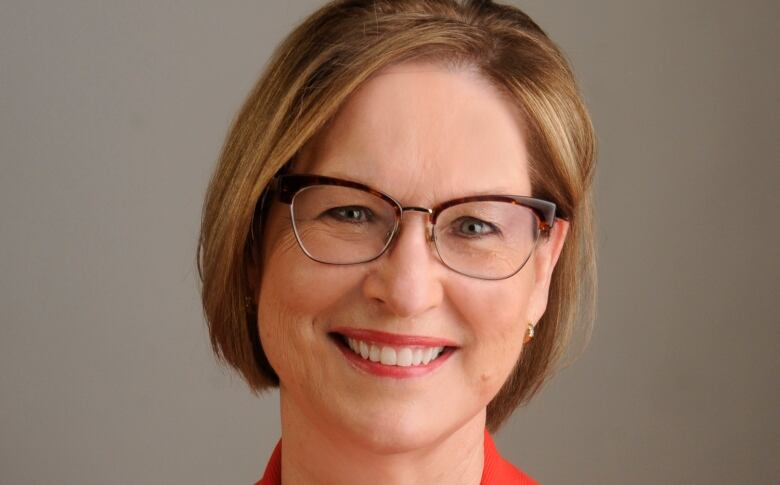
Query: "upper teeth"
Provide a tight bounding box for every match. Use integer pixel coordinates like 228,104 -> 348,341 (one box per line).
346,338 -> 445,367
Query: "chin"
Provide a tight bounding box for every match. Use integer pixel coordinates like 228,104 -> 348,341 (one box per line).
333,403 -> 450,454
351,425 -> 437,454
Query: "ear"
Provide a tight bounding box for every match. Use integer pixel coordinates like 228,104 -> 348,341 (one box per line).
526,219 -> 569,324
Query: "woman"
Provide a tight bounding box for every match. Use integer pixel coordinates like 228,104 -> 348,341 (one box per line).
198,1 -> 596,483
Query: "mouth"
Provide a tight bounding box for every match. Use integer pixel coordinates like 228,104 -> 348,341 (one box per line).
328,329 -> 458,375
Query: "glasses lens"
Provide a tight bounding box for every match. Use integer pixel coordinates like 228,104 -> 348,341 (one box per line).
290,185 -> 398,264
434,201 -> 540,279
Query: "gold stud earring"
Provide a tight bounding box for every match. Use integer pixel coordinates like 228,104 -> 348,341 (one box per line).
524,322 -> 536,344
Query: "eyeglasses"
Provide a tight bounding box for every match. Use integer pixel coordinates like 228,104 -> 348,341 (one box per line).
260,174 -> 557,280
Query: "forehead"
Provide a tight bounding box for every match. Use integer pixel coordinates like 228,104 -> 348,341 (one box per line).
294,61 -> 531,205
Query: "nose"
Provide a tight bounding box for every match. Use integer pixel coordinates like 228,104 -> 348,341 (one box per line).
361,209 -> 445,318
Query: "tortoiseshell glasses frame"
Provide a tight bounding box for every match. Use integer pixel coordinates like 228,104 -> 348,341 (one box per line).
256,174 -> 558,280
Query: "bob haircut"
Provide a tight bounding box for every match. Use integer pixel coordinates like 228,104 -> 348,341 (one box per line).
198,0 -> 596,432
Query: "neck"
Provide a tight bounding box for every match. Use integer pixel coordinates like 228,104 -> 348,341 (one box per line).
278,388 -> 486,485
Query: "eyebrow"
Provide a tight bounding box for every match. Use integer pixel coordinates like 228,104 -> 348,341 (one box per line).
312,170 -> 530,202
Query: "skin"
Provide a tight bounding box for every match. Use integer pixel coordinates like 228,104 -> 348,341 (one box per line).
256,61 -> 569,485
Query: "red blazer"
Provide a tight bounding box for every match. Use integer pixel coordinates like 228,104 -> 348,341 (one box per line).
255,429 -> 538,484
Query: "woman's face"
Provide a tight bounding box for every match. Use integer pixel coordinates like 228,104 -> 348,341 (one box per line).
258,61 -> 567,452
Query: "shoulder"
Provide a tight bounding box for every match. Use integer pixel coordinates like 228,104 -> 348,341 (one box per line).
481,430 -> 539,485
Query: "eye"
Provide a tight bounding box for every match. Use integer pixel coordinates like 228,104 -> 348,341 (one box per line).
452,217 -> 499,237
325,206 -> 373,223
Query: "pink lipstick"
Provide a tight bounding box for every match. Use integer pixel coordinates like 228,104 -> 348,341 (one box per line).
329,328 -> 457,379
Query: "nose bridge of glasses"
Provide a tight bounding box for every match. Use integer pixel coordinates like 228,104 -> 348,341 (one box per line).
401,206 -> 433,216
398,206 -> 434,242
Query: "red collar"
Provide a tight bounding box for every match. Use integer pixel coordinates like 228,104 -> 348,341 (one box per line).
256,429 -> 537,484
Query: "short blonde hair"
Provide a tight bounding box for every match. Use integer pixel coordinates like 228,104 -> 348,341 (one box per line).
198,0 -> 596,432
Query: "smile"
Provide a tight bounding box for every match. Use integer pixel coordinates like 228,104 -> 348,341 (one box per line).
329,328 -> 457,378
345,338 -> 445,367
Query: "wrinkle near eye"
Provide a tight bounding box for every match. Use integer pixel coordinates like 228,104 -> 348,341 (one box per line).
267,227 -> 300,260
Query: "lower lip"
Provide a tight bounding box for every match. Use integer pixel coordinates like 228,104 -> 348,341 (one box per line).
333,337 -> 455,379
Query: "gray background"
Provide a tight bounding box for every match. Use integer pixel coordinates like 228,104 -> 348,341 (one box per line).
1,1 -> 778,483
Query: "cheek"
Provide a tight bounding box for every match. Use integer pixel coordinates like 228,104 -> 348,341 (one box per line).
261,244 -> 362,323
258,229 -> 315,376
260,224 -> 339,316
448,274 -> 535,397
257,228 -> 362,373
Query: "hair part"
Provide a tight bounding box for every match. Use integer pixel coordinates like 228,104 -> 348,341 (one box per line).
198,0 -> 596,432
